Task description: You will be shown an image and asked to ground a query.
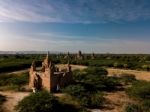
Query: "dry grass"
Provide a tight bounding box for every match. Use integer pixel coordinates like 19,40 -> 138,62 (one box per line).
107,68 -> 150,81
0,91 -> 29,112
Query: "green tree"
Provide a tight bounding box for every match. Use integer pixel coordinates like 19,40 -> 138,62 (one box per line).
15,91 -> 60,112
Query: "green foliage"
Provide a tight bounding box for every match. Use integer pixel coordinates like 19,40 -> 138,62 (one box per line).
142,100 -> 150,111
142,65 -> 150,71
126,81 -> 150,112
124,103 -> 142,112
16,91 -> 90,112
73,69 -> 86,81
83,75 -> 119,91
73,67 -> 119,92
120,73 -> 136,84
84,67 -> 108,76
0,72 -> 28,86
0,72 -> 28,91
63,84 -> 104,108
90,93 -> 103,107
63,85 -> 86,98
15,91 -> 60,112
1,54 -> 150,73
124,101 -> 150,112
126,81 -> 150,100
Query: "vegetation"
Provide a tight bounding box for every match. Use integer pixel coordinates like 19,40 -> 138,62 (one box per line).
126,81 -> 150,100
0,72 -> 29,91
63,67 -> 120,108
125,81 -> 150,112
119,73 -> 136,85
0,53 -> 150,111
124,103 -> 142,112
15,91 -> 89,112
0,53 -> 150,73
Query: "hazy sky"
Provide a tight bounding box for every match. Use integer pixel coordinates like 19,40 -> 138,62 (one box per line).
0,0 -> 150,53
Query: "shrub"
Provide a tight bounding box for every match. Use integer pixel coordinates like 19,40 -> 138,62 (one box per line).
84,67 -> 108,76
142,65 -> 150,71
120,73 -> 136,84
15,91 -> 61,112
63,85 -> 86,98
124,103 -> 142,112
126,81 -> 150,100
73,69 -> 86,81
142,100 -> 150,111
16,91 -> 90,112
63,85 -> 104,108
78,92 -> 104,108
83,75 -> 119,91
0,72 -> 28,86
90,92 -> 104,108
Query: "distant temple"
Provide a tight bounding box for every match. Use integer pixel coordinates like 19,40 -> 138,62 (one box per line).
91,52 -> 95,59
29,52 -> 73,92
76,50 -> 84,60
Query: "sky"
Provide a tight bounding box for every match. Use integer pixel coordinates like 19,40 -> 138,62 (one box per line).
0,0 -> 150,53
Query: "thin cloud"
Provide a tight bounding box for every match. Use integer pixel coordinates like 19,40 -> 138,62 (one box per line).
0,0 -> 150,23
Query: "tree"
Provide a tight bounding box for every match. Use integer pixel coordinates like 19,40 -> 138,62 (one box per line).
15,91 -> 61,112
84,67 -> 108,76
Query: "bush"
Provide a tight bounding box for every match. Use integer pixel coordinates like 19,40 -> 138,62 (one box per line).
63,85 -> 86,98
142,65 -> 150,71
15,91 -> 61,112
126,81 -> 150,100
84,67 -> 108,76
142,100 -> 150,111
126,81 -> 150,112
120,73 -> 136,84
73,69 -> 86,81
90,92 -> 104,108
0,72 -> 28,86
124,103 -> 142,112
77,92 -> 104,108
83,75 -> 119,91
16,91 -> 90,112
63,85 -> 104,108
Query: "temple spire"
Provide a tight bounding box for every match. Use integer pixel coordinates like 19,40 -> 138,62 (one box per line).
30,60 -> 36,71
67,60 -> 71,72
46,51 -> 49,60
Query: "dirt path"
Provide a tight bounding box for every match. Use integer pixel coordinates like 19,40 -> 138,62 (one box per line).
100,91 -> 132,112
107,68 -> 150,81
0,91 -> 30,112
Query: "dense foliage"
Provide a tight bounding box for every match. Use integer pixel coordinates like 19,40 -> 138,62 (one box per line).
0,53 -> 150,73
63,85 -> 104,108
0,72 -> 29,91
15,91 -> 89,112
16,91 -> 60,112
63,67 -> 119,108
125,81 -> 150,112
126,81 -> 150,100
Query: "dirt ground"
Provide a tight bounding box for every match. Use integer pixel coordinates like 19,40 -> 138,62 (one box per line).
107,68 -> 150,81
0,91 -> 29,112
